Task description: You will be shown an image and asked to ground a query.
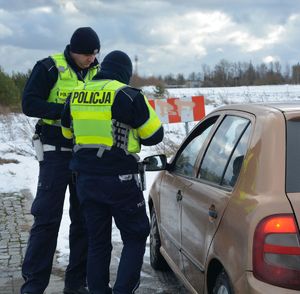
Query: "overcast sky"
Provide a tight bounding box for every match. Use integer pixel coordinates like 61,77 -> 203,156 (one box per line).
1,0 -> 300,77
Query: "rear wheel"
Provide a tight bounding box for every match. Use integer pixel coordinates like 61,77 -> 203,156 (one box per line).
213,270 -> 233,294
150,209 -> 169,270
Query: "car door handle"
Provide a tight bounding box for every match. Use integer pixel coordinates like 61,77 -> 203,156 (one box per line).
208,204 -> 218,219
176,190 -> 183,202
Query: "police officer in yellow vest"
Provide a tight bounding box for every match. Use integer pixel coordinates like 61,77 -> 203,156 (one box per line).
21,27 -> 100,294
61,50 -> 164,294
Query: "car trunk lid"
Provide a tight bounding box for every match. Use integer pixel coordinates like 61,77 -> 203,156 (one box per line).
285,193 -> 300,230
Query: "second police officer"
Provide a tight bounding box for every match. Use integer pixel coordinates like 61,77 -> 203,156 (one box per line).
61,50 -> 164,294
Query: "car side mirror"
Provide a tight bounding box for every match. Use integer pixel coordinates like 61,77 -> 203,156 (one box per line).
143,154 -> 167,171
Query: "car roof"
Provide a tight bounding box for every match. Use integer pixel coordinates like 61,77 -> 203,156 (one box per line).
215,101 -> 300,114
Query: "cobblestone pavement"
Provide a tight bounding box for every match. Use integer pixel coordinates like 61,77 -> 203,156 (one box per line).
0,189 -> 188,294
0,189 -> 33,294
0,189 -> 64,294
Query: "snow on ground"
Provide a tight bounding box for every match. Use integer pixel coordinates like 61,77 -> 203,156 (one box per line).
1,84 -> 300,264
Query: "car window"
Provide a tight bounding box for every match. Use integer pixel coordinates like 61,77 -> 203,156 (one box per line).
286,120 -> 300,192
173,117 -> 217,177
198,115 -> 250,186
222,125 -> 251,187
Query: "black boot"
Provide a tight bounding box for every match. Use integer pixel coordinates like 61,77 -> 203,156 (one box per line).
63,286 -> 89,294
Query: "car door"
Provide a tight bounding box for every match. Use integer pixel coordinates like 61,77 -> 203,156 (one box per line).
180,114 -> 252,292
159,115 -> 219,271
159,171 -> 187,268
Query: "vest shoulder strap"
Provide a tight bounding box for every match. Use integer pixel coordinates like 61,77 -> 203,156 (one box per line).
40,57 -> 56,72
50,53 -> 73,80
120,86 -> 141,101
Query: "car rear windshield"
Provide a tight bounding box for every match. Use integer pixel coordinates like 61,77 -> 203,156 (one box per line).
286,120 -> 300,192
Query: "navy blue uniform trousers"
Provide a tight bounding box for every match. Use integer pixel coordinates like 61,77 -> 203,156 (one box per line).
21,152 -> 88,294
76,173 -> 150,294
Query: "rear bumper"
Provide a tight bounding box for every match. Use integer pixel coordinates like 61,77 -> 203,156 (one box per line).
241,272 -> 299,294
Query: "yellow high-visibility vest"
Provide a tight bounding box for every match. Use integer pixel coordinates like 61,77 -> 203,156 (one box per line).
65,79 -> 162,154
43,53 -> 99,126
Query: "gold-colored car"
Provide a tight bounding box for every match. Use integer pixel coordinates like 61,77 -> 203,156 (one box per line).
145,103 -> 300,294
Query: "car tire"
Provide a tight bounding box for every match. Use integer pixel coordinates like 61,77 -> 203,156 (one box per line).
213,270 -> 233,294
150,209 -> 169,270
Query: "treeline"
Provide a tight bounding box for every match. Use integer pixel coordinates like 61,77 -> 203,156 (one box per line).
131,59 -> 300,88
0,67 -> 31,112
2,59 -> 300,111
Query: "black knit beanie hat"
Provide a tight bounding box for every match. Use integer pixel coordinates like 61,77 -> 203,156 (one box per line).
70,27 -> 100,54
100,50 -> 133,84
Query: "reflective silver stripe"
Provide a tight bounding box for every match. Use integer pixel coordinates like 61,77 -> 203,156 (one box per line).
118,174 -> 133,181
43,121 -> 61,127
96,145 -> 111,157
60,147 -> 72,151
43,144 -> 72,152
73,144 -> 102,152
73,144 -> 111,154
73,143 -> 140,160
133,174 -> 141,190
112,119 -> 130,151
131,279 -> 140,293
51,121 -> 61,127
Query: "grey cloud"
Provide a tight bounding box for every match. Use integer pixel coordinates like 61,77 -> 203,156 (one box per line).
0,0 -> 56,11
0,0 -> 300,76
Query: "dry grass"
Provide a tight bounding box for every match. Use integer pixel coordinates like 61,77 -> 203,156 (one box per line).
0,104 -> 22,115
0,105 -> 13,115
0,157 -> 19,165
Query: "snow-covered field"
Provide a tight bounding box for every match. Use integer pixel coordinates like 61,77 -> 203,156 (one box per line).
1,84 -> 300,263
145,84 -> 300,103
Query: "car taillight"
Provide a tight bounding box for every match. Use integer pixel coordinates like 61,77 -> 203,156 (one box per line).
253,214 -> 300,290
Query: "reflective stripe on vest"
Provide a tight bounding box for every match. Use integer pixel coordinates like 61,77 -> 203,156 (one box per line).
43,53 -> 99,126
137,97 -> 162,139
